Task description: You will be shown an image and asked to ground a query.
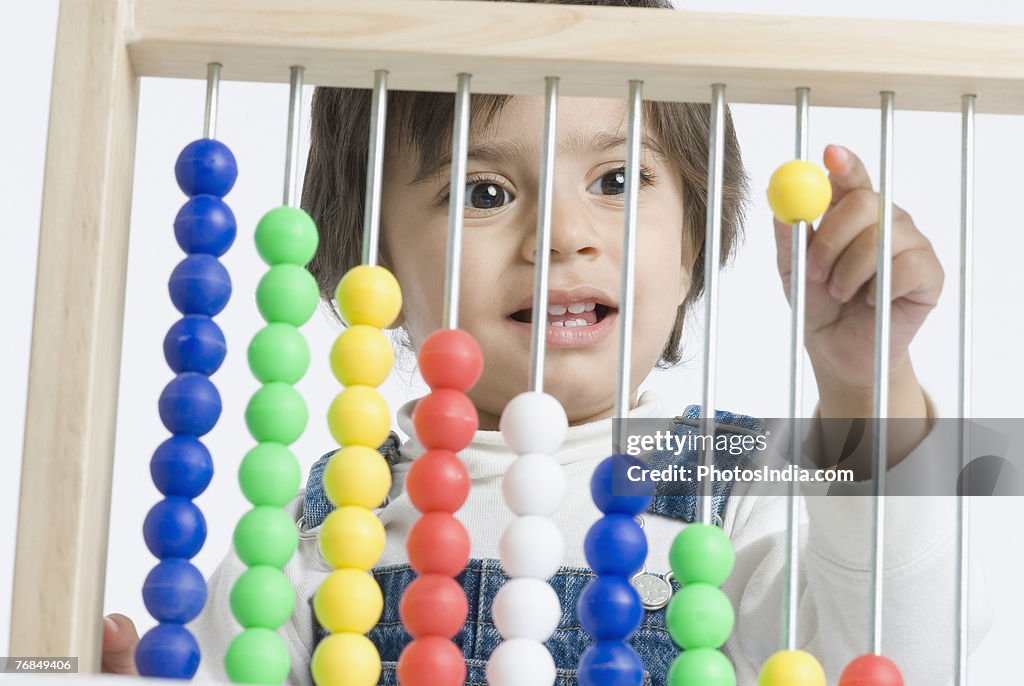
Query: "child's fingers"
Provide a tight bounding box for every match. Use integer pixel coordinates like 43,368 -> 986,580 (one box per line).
827,225 -> 932,304
824,144 -> 874,207
864,247 -> 945,307
101,613 -> 139,675
805,188 -> 879,283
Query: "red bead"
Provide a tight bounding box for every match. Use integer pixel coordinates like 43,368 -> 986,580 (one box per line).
418,329 -> 483,391
407,512 -> 470,576
397,636 -> 466,686
412,389 -> 478,452
407,449 -> 470,513
839,654 -> 904,686
400,575 -> 468,638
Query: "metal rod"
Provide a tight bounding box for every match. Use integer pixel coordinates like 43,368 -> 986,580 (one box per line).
442,73 -> 472,330
954,92 -> 976,686
362,69 -> 389,267
203,63 -> 221,139
783,85 -> 810,653
529,76 -> 559,394
283,66 -> 304,208
699,84 -> 726,526
613,80 -> 644,421
869,90 -> 895,656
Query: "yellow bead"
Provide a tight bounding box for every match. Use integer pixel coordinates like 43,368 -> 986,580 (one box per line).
324,445 -> 392,509
310,632 -> 380,686
335,265 -> 402,329
327,385 -> 390,448
319,506 -> 386,570
758,649 -> 826,686
330,325 -> 394,387
313,568 -> 383,634
766,160 -> 832,224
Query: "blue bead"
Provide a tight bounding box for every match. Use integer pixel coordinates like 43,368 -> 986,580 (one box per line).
577,641 -> 645,686
584,514 -> 647,577
143,559 -> 208,623
136,622 -> 201,679
174,195 -> 237,256
578,576 -> 643,641
144,497 -> 207,559
151,435 -> 214,498
158,373 -> 221,436
175,138 -> 237,198
591,455 -> 654,515
164,315 -> 226,375
168,254 -> 231,316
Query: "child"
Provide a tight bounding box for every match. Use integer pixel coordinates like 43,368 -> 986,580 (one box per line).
102,0 -> 987,683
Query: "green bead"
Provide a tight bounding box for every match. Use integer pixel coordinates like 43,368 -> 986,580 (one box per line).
255,264 -> 319,326
665,583 -> 734,649
669,522 -> 735,585
234,506 -> 298,567
254,206 -> 319,266
230,566 -> 295,629
225,627 -> 290,685
667,647 -> 736,686
245,382 -> 308,444
239,443 -> 301,506
248,323 -> 310,383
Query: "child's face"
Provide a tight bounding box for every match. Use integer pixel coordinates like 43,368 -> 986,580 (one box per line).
381,95 -> 693,429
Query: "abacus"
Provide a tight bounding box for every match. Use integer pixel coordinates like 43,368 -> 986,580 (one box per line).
10,0 -> 1008,684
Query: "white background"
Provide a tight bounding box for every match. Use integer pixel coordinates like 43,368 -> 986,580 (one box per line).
2,0 -> 1022,682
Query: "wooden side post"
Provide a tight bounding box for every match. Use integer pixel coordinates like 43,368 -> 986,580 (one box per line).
10,0 -> 139,672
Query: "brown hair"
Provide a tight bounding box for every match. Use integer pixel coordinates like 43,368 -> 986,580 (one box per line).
302,0 -> 748,368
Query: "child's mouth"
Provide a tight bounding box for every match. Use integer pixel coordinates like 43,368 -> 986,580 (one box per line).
510,301 -> 613,327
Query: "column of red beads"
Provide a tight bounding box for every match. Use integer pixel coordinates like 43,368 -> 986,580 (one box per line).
396,328 -> 483,686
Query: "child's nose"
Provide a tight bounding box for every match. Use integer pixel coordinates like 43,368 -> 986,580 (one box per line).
523,201 -> 603,263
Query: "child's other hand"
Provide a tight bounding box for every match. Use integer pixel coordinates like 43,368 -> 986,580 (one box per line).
772,144 -> 944,392
101,613 -> 139,675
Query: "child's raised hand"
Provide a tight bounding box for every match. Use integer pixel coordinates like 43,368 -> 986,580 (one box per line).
772,144 -> 944,395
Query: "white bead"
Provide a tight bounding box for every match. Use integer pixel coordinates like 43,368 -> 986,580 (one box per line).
486,638 -> 556,686
503,453 -> 567,516
492,577 -> 561,640
499,392 -> 568,455
499,516 -> 563,579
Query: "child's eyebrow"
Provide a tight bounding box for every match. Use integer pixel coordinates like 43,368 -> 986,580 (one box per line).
410,130 -> 665,186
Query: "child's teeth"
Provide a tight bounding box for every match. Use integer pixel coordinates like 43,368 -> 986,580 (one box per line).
548,304 -> 567,316
565,320 -> 577,327
584,302 -> 596,312
551,321 -> 564,327
574,318 -> 587,326
567,302 -> 586,314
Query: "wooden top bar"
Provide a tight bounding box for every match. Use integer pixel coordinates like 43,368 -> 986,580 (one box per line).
129,0 -> 1024,113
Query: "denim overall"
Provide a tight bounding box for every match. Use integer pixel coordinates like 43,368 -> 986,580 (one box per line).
303,405 -> 766,686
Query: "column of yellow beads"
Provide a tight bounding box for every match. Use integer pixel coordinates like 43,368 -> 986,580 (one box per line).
310,264 -> 402,686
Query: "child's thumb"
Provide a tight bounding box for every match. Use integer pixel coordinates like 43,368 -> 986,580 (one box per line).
101,613 -> 140,675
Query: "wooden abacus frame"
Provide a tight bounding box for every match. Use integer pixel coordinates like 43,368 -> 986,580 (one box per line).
12,0 -> 1024,673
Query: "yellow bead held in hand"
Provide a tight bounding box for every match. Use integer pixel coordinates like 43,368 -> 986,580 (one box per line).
766,160 -> 832,224
758,649 -> 826,686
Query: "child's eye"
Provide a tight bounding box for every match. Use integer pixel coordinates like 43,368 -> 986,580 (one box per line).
466,179 -> 513,210
588,167 -> 658,196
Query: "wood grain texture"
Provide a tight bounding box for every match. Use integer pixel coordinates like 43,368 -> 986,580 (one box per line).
129,0 -> 1024,112
11,0 -> 138,671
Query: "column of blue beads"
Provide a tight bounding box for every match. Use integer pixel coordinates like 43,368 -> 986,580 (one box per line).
576,455 -> 655,686
136,138 -> 238,679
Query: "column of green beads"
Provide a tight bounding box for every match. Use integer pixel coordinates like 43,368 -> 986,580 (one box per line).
224,206 -> 320,684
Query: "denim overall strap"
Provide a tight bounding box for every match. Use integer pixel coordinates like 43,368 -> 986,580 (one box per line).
302,432 -> 402,530
645,404 -> 767,524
